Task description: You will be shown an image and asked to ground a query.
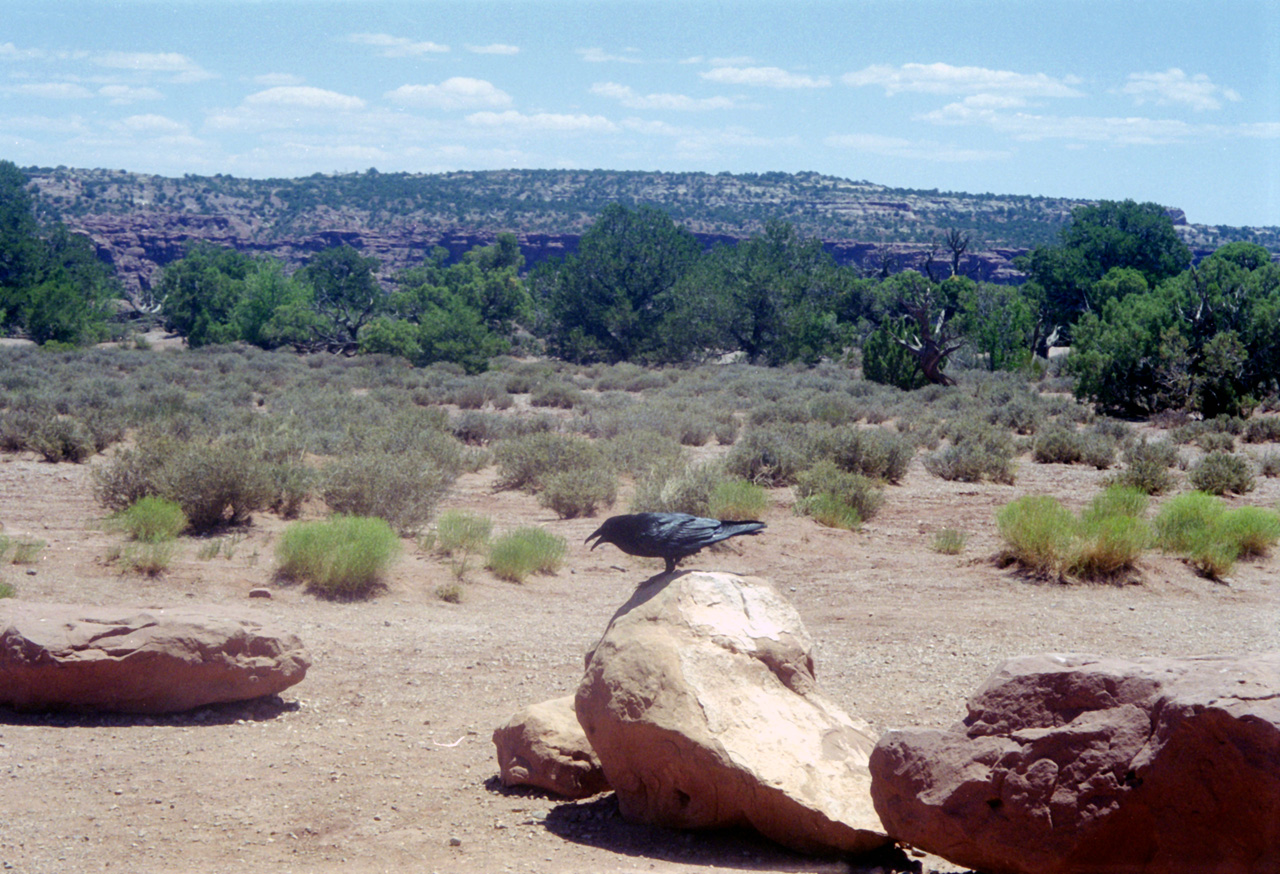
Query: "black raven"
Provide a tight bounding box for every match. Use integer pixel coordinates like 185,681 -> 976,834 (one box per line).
585,512 -> 766,574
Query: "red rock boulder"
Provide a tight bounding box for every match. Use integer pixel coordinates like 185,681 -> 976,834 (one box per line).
0,603 -> 311,713
870,652 -> 1280,874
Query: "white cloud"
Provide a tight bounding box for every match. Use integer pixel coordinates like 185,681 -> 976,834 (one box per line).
4,82 -> 94,99
467,44 -> 519,55
349,33 -> 449,57
1120,68 -> 1241,112
114,114 -> 189,135
591,82 -> 736,111
386,78 -> 513,110
825,132 -> 1010,162
578,47 -> 642,64
466,110 -> 618,133
920,102 -> 1200,146
701,66 -> 830,89
244,86 -> 366,111
842,62 -> 1082,98
0,42 -> 45,61
254,73 -> 306,87
91,51 -> 214,83
98,84 -> 163,104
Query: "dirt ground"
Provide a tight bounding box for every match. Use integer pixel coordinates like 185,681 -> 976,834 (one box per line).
2,436 -> 1278,874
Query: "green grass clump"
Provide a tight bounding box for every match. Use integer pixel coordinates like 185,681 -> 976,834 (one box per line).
121,541 -> 177,576
486,527 -> 566,583
930,528 -> 968,555
798,492 -> 862,530
276,515 -> 401,598
1,535 -> 45,565
433,511 -> 493,556
0,580 -> 15,599
997,496 -> 1076,577
1149,491 -> 1278,580
1188,451 -> 1255,496
708,479 -> 768,521
997,486 -> 1150,581
108,496 -> 188,542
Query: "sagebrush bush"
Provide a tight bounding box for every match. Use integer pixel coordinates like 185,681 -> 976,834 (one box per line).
486,527 -> 566,582
1243,416 -> 1280,444
1032,427 -> 1116,469
795,460 -> 883,522
602,430 -> 685,477
108,496 -> 188,542
276,515 -> 400,598
631,459 -> 727,516
494,432 -> 603,492
1112,438 -> 1179,495
1259,451 -> 1280,478
1188,451 -> 1255,495
811,425 -> 913,483
28,414 -> 96,463
708,479 -> 768,521
530,382 -> 582,409
723,424 -> 813,486
153,440 -> 277,532
538,467 -> 618,519
321,450 -> 454,535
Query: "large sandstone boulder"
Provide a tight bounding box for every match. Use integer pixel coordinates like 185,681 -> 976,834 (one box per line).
493,696 -> 609,798
870,652 -> 1280,874
0,603 -> 311,713
575,571 -> 889,856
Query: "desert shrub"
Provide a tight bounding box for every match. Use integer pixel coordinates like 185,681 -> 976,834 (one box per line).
120,541 -> 177,577
269,462 -> 315,519
722,424 -> 814,486
1188,451 -> 1255,495
486,527 -> 566,582
538,467 -> 618,519
988,397 -> 1044,435
1196,431 -> 1236,453
1,535 -> 44,565
631,459 -> 726,516
997,496 -> 1075,577
276,515 -> 400,598
1032,427 -> 1116,468
807,393 -> 861,426
931,528 -> 968,554
494,432 -> 602,492
29,414 -> 97,463
433,510 -> 493,556
708,479 -> 768,521
602,430 -> 685,476
108,496 -> 188,542
321,451 -> 453,535
811,425 -> 913,483
530,382 -> 581,409
1111,439 -> 1179,495
795,460 -> 883,522
1243,416 -> 1280,444
1259,451 -> 1280,478
1067,486 -> 1151,579
0,580 -> 14,599
925,421 -> 1016,484
153,440 -> 277,533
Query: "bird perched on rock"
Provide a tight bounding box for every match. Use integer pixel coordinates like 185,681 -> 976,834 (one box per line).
585,512 -> 766,575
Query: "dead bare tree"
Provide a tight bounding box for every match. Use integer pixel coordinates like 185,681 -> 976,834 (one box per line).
944,228 -> 970,278
884,272 -> 964,386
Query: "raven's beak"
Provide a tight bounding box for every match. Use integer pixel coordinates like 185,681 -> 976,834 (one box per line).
585,524 -> 605,548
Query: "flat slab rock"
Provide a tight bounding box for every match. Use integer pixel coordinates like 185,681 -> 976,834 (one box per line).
870,652 -> 1280,874
576,571 -> 889,857
0,602 -> 311,714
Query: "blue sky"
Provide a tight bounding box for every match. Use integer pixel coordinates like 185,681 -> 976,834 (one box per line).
3,0 -> 1278,227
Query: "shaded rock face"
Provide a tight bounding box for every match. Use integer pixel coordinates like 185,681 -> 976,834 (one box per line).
870,652 -> 1280,874
0,603 -> 311,714
492,696 -> 609,798
574,571 -> 889,856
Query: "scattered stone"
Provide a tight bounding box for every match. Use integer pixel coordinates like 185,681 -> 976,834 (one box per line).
870,652 -> 1280,874
493,696 -> 608,798
576,571 -> 889,856
248,588 -> 272,599
0,602 -> 311,713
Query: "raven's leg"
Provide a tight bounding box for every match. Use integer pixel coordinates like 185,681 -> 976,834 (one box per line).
664,556 -> 676,574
